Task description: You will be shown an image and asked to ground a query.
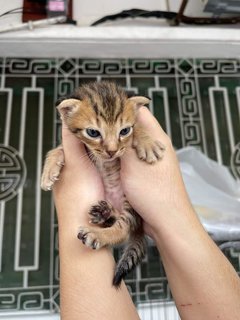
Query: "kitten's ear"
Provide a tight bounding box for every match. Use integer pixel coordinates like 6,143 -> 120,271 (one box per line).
127,96 -> 151,109
56,98 -> 81,120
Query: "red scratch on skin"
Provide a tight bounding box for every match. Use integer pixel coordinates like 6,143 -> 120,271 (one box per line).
180,303 -> 192,307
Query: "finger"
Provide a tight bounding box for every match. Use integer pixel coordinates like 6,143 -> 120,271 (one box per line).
121,108 -> 171,165
136,107 -> 169,143
61,124 -> 91,169
54,122 -> 103,194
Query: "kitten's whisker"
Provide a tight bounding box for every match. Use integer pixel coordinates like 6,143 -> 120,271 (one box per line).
87,151 -> 98,165
78,151 -> 97,170
81,157 -> 97,173
89,155 -> 96,165
78,153 -> 90,161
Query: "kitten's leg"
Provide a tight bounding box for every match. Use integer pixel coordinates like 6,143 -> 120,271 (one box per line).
79,200 -> 146,286
41,145 -> 65,191
78,201 -> 137,250
132,123 -> 165,164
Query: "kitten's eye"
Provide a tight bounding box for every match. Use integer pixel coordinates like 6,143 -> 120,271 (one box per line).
120,127 -> 132,136
86,128 -> 101,138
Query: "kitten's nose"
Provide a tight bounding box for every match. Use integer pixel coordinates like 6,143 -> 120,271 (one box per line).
107,150 -> 117,158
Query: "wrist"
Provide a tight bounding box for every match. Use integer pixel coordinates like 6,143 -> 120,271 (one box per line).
145,203 -> 202,247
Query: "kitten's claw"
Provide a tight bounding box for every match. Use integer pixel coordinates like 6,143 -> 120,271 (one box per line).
77,227 -> 102,250
89,200 -> 115,227
134,140 -> 165,164
41,164 -> 64,191
41,146 -> 65,191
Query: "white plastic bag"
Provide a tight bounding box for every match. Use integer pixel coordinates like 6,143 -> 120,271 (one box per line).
177,147 -> 240,242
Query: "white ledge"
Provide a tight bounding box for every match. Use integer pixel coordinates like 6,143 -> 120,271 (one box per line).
0,25 -> 240,58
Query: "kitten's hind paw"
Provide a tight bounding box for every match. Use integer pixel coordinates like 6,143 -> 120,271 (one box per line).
89,200 -> 116,227
134,140 -> 165,164
77,227 -> 103,250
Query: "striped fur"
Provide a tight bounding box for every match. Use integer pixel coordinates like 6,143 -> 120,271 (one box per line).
41,81 -> 165,287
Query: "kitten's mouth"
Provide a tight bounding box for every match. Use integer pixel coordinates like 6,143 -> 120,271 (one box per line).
91,152 -> 117,161
105,154 -> 118,161
92,148 -> 125,161
104,151 -> 124,161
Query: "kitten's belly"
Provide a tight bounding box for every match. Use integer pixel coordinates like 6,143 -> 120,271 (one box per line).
98,158 -> 124,211
105,185 -> 124,212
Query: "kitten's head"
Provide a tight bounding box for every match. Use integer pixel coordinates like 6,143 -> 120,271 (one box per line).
57,81 -> 149,161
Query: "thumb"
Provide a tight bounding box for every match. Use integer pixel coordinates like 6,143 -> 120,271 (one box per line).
121,107 -> 169,166
136,107 -> 169,142
61,123 -> 93,171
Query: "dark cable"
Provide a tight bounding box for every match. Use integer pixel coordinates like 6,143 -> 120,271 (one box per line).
0,8 -> 46,19
91,8 -> 240,26
0,7 -> 23,18
91,9 -> 177,26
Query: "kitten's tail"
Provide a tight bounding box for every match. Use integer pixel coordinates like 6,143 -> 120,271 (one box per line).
113,229 -> 146,287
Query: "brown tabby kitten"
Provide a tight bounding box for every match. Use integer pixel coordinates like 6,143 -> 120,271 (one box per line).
41,81 -> 165,287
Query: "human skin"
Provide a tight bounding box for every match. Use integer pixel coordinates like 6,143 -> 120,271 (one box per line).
53,107 -> 240,320
121,108 -> 240,320
53,124 -> 140,320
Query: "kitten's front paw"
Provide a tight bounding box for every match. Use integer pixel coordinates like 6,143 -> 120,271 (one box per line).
77,227 -> 103,250
134,140 -> 165,164
41,147 -> 65,191
89,200 -> 115,227
41,161 -> 64,191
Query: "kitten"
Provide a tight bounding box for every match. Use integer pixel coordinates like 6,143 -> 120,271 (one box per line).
41,81 -> 165,287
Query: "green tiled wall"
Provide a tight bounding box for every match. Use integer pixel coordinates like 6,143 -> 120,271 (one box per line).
0,58 -> 239,315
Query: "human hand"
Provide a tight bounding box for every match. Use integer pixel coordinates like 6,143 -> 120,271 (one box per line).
53,124 -> 104,227
52,126 -> 140,320
53,109 -> 192,240
120,107 -> 192,238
